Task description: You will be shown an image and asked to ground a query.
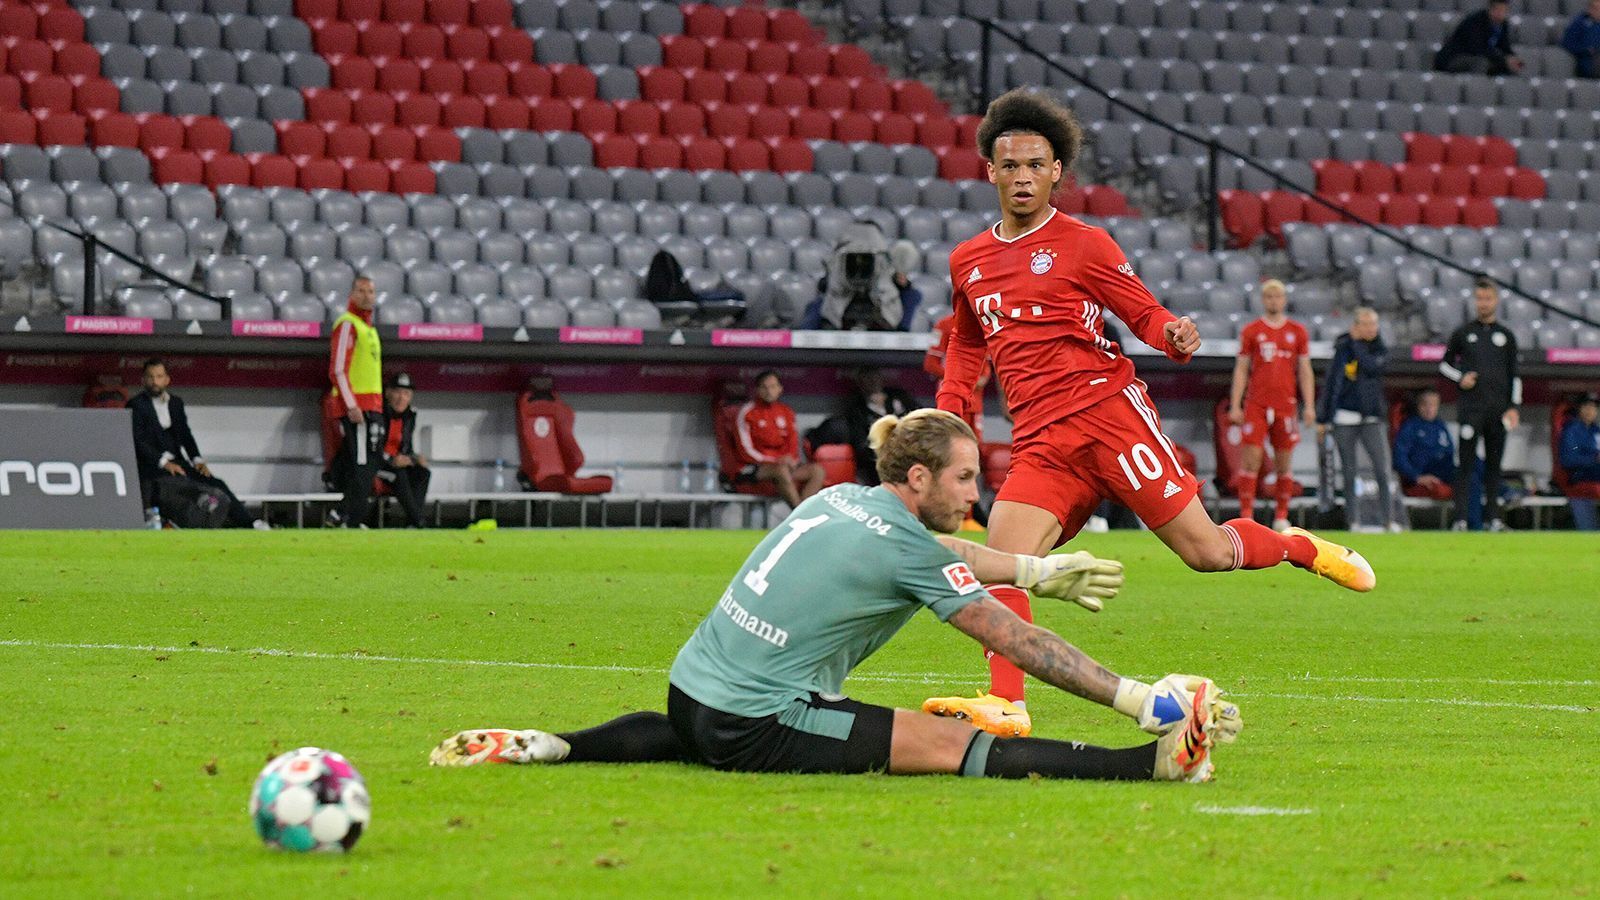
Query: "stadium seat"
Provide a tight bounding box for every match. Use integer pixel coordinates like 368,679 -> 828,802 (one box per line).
514,382 -> 614,494
810,444 -> 856,487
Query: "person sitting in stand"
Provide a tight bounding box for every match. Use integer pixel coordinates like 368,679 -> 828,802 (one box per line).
1559,394 -> 1600,531
1393,388 -> 1457,501
734,370 -> 825,508
377,373 -> 430,528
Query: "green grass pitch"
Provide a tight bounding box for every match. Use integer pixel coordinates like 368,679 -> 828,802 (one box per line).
2,528 -> 1597,897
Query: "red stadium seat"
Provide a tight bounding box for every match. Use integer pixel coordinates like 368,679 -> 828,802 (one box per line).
507,61 -> 552,97
915,114 -> 957,148
395,90 -> 441,126
420,58 -> 465,94
660,35 -> 707,70
1469,164 -> 1512,198
1434,165 -> 1472,196
184,116 -> 232,153
1440,134 -> 1480,166
1312,159 -> 1357,195
303,87 -> 353,123
766,136 -> 812,173
980,443 -> 1010,492
1419,194 -> 1461,227
0,74 -> 18,109
705,101 -> 751,138
465,60 -> 509,96
343,158 -> 389,192
680,69 -> 723,104
140,116 -> 185,152
937,146 -> 984,180
203,152 -> 251,187
371,124 -> 416,160
249,153 -> 298,188
298,155 -> 344,190
1379,192 -> 1421,226
1402,131 -> 1444,165
470,0 -> 513,28
638,134 -> 682,168
0,107 -> 36,143
401,22 -> 445,58
769,9 -> 815,44
830,45 -> 875,79
548,62 -> 596,99
25,73 -> 71,112
1508,168 -> 1545,200
329,54 -> 377,90
704,36 -> 749,72
376,57 -> 422,93
680,134 -> 725,170
1460,196 -> 1497,227
1219,189 -> 1265,246
445,24 -> 490,61
787,105 -> 829,140
711,381 -> 778,497
527,97 -> 573,131
1551,402 -> 1600,500
341,0 -> 381,21
39,8 -> 85,43
638,66 -> 686,101
484,96 -> 528,129
439,93 -> 485,127
1053,187 -> 1086,215
615,98 -> 661,135
6,39 -> 52,77
350,89 -> 397,125
384,0 -> 426,22
325,121 -> 370,158
789,44 -> 829,77
314,20 -> 360,57
90,111 -> 138,147
1261,190 -> 1304,243
1351,159 -> 1395,195
808,74 -> 850,110
766,72 -> 808,107
1084,184 -> 1130,217
34,109 -> 85,144
1303,195 -> 1341,225
425,0 -> 470,26
277,120 -> 325,156
954,114 -> 980,148
71,78 -> 117,117
1392,161 -> 1433,195
388,159 -> 434,193
152,149 -> 203,184
53,42 -> 101,79
849,77 -> 892,113
515,388 -> 614,495
1334,191 -> 1381,224
727,5 -> 767,40
488,26 -> 533,64
1477,135 -> 1517,167
358,22 -> 403,59
658,99 -> 705,137
723,136 -> 768,171
593,131 -> 640,168
809,444 -> 855,487
681,3 -> 725,39
571,97 -> 618,135
0,5 -> 38,39
296,0 -> 339,20
413,124 -> 459,160
747,40 -> 788,75
726,71 -> 765,105
892,79 -> 941,115
873,111 -> 916,145
833,110 -> 873,142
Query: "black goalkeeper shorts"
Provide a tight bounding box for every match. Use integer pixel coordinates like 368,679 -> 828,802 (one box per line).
666,684 -> 894,774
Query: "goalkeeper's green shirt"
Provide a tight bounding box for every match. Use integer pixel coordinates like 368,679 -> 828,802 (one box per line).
669,484 -> 990,718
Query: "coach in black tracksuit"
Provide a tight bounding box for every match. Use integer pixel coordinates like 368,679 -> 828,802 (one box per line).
1439,280 -> 1521,530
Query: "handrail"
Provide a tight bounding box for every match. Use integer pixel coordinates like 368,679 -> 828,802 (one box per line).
936,13 -> 1600,331
0,184 -> 232,319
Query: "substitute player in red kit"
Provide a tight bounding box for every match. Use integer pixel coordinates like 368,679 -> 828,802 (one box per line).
922,89 -> 1374,737
1229,279 -> 1316,531
735,370 -> 825,508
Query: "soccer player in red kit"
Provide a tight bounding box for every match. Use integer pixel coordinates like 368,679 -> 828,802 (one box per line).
1229,279 -> 1316,531
921,89 -> 1374,737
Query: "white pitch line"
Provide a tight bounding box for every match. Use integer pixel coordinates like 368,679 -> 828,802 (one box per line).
1,640 -> 1594,714
1287,674 -> 1600,687
1194,805 -> 1316,817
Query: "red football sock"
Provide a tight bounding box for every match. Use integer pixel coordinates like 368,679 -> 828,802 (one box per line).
1235,473 -> 1258,521
1220,518 -> 1317,570
1274,476 -> 1297,521
984,584 -> 1032,703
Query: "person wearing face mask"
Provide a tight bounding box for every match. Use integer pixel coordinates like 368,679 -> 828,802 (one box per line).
127,357 -> 265,529
1318,308 -> 1399,533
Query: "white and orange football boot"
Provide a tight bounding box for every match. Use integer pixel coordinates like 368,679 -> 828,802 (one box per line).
428,728 -> 570,766
1153,680 -> 1216,783
1286,526 -> 1376,592
921,692 -> 1032,737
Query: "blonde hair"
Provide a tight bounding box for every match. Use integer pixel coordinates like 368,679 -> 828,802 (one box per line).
868,409 -> 977,485
1260,278 -> 1286,296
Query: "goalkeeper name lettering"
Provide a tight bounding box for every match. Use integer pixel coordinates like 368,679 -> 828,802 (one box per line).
822,489 -> 893,535
717,590 -> 789,648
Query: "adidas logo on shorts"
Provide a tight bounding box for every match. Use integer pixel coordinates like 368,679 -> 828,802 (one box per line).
1162,480 -> 1182,499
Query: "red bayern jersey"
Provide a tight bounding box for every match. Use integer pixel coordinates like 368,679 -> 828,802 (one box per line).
734,398 -> 798,464
1238,317 -> 1309,408
936,210 -> 1189,444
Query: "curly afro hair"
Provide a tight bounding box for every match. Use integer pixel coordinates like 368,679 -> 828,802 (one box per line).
975,88 -> 1083,169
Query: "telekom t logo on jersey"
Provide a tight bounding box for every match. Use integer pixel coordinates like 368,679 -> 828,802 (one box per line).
973,292 -> 1045,336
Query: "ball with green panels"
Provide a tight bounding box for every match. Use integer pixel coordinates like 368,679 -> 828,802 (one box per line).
249,747 -> 371,852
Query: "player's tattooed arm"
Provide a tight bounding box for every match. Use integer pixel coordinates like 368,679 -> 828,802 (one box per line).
947,597 -> 1120,706
935,536 -> 1019,584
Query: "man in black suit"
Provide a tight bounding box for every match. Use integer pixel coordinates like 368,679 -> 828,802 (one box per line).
376,372 -> 430,527
1435,0 -> 1524,75
127,358 -> 264,529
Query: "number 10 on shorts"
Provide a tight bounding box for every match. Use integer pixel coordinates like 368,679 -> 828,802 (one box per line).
1115,442 -> 1165,491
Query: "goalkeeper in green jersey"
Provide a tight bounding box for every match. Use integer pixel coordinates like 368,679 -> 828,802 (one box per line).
432,410 -> 1240,782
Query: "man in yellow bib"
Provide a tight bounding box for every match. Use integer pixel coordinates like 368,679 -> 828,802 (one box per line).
327,277 -> 382,527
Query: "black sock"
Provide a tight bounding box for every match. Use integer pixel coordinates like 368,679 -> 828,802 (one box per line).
969,732 -> 1157,781
557,712 -> 691,764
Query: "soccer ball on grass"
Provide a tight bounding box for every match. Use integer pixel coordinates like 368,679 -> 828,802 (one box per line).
249,747 -> 371,852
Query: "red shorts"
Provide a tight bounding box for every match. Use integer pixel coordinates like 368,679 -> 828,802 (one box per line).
1240,402 -> 1301,451
998,380 -> 1200,545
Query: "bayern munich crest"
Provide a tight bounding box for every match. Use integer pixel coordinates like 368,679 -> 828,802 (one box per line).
1030,249 -> 1056,274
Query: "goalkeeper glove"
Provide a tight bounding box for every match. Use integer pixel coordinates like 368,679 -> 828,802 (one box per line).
1013,551 -> 1125,612
1112,674 -> 1243,742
